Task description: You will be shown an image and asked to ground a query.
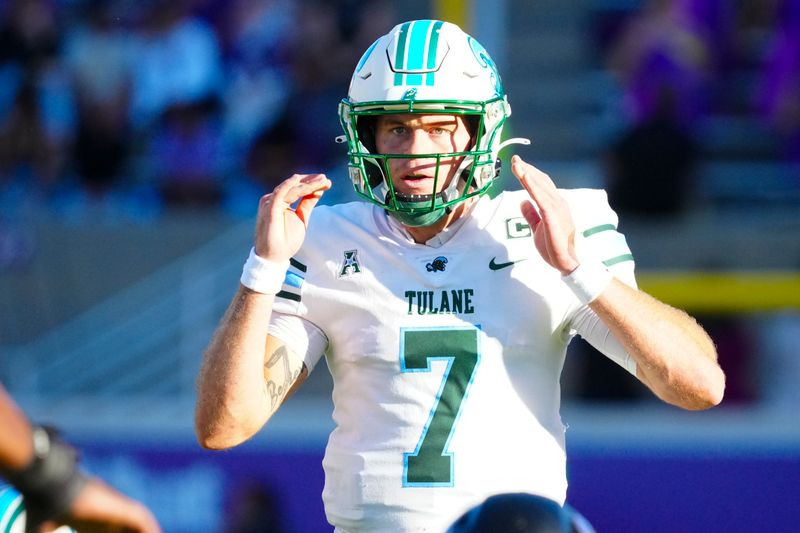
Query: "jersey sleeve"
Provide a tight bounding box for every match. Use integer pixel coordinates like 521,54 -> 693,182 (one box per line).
271,256 -> 309,316
569,188 -> 636,288
569,307 -> 637,375
268,311 -> 328,373
268,238 -> 328,372
561,188 -> 638,375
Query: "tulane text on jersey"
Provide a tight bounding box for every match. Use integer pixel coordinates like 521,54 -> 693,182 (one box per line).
404,289 -> 475,315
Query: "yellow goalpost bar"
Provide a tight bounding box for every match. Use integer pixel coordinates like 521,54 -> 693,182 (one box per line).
433,0 -> 469,30
637,271 -> 800,313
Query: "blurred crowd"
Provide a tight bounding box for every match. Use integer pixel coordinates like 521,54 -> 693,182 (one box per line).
1,0 -> 798,408
596,0 -> 800,217
0,0 -> 394,227
1,0 -> 799,224
571,0 -> 800,408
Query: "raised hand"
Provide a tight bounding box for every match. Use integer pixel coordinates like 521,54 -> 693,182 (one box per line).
511,155 -> 580,275
254,174 -> 332,261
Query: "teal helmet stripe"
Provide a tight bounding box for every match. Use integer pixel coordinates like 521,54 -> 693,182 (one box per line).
404,19 -> 433,86
1,486 -> 24,533
6,503 -> 24,533
394,20 -> 444,87
425,20 -> 445,86
0,486 -> 18,512
393,22 -> 411,85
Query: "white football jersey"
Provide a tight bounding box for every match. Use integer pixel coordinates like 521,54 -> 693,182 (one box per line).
269,189 -> 636,533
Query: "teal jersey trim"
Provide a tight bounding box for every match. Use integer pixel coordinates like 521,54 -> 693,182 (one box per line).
582,223 -> 616,237
603,253 -> 635,267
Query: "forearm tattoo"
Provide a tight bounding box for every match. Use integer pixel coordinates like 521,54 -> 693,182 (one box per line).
264,346 -> 301,410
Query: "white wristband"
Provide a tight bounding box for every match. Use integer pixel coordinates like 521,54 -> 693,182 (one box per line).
240,247 -> 289,295
562,261 -> 613,305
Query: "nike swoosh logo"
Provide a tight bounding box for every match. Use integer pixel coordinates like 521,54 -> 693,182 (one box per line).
489,257 -> 527,270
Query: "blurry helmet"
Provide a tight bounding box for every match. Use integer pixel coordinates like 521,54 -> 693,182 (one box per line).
0,485 -> 77,533
0,485 -> 26,533
338,20 -> 528,226
445,493 -> 596,533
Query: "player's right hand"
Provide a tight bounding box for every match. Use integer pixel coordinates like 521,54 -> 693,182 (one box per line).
511,155 -> 580,275
254,174 -> 332,262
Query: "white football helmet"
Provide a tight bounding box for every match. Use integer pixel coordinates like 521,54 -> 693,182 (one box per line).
338,20 -> 528,226
0,485 -> 78,533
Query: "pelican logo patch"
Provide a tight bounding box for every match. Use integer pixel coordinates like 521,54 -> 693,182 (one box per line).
339,250 -> 362,277
426,256 -> 448,272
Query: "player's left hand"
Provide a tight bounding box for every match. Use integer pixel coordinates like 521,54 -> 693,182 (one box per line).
511,155 -> 580,275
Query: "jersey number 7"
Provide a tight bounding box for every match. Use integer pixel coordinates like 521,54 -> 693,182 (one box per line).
400,326 -> 481,487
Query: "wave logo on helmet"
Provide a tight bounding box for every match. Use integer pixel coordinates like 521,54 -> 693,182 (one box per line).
468,36 -> 503,97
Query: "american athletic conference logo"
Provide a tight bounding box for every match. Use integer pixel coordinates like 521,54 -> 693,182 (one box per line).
426,256 -> 448,272
339,250 -> 362,277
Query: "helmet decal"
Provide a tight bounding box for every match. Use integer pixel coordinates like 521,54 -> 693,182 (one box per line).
402,88 -> 418,101
391,20 -> 446,87
468,36 -> 503,96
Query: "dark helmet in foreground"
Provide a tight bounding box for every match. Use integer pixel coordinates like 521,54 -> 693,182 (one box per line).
445,492 -> 596,533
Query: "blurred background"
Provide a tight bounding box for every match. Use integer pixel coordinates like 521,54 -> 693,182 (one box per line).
0,0 -> 798,531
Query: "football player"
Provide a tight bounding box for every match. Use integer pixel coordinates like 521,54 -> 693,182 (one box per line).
0,484 -> 77,533
196,20 -> 725,532
0,386 -> 160,533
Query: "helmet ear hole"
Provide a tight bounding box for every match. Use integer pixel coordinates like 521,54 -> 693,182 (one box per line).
355,115 -> 383,189
364,158 -> 385,189
464,114 -> 480,140
357,116 -> 378,154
